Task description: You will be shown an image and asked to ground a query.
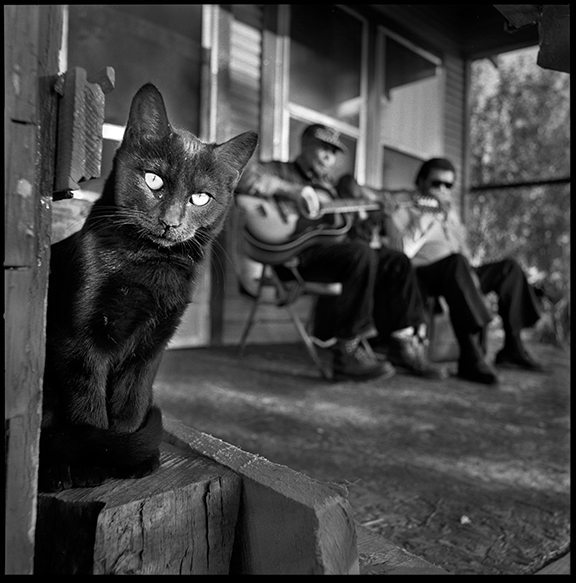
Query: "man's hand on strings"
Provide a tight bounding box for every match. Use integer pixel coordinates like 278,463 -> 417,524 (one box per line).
298,185 -> 321,218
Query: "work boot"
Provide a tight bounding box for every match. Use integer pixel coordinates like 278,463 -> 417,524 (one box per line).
495,341 -> 547,373
457,357 -> 500,385
332,337 -> 394,380
454,330 -> 499,385
388,334 -> 449,380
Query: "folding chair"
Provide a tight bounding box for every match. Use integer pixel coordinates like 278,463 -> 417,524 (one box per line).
237,228 -> 342,380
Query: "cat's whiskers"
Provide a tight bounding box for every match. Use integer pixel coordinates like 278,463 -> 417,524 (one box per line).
205,236 -> 231,286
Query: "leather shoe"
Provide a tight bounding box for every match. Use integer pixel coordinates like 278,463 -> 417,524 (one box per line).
457,359 -> 499,385
388,336 -> 448,380
333,338 -> 395,380
495,347 -> 547,373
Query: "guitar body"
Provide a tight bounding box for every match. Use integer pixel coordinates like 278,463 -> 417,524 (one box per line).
236,192 -> 383,259
236,193 -> 349,245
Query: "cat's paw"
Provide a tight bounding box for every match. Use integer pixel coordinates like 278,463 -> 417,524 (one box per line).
38,462 -> 114,492
38,462 -> 73,493
68,463 -> 114,488
117,451 -> 161,480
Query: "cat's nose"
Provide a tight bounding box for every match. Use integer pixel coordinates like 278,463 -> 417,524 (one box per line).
160,206 -> 182,228
160,218 -> 180,229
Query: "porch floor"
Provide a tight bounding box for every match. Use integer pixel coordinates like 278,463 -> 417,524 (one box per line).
154,332 -> 570,575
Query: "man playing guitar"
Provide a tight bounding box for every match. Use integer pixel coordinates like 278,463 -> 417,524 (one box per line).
236,123 -> 446,380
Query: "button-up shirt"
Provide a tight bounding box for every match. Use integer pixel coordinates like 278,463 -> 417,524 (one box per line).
389,192 -> 470,266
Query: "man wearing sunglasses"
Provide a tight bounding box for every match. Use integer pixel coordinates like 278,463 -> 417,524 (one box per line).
391,157 -> 545,384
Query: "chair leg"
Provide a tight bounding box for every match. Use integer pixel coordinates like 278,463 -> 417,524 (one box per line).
269,270 -> 333,380
238,263 -> 334,379
238,265 -> 267,356
284,300 -> 333,380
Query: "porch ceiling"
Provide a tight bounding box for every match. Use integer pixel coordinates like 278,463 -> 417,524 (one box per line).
368,4 -> 540,59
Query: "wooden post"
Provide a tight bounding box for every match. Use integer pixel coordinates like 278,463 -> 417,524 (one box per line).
4,5 -> 62,574
163,417 -> 360,574
34,443 -> 242,574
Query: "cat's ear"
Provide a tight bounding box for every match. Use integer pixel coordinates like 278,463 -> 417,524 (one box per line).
214,131 -> 259,185
123,84 -> 171,143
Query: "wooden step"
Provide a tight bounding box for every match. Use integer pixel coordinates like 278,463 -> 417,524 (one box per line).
535,552 -> 570,575
164,417 -> 359,574
34,442 -> 241,574
34,417 -> 450,575
356,524 -> 449,575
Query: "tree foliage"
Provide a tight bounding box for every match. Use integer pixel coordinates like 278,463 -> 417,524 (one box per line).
467,48 -> 570,322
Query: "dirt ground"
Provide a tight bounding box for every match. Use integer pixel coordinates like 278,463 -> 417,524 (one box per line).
154,332 -> 570,575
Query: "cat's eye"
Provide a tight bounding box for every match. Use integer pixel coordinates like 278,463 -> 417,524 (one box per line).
144,172 -> 164,191
189,193 -> 212,207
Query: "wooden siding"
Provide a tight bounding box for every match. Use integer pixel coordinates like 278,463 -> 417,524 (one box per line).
442,53 -> 467,213
443,53 -> 466,168
381,74 -> 444,160
229,9 -> 262,137
221,5 -> 314,346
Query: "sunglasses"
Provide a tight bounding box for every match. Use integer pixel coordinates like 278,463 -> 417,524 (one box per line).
430,180 -> 454,189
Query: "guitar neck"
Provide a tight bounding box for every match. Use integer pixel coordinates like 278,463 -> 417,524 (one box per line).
319,199 -> 381,216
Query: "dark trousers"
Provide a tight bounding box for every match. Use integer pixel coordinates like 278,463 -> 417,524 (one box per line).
372,246 -> 427,338
296,239 -> 377,340
416,254 -> 541,360
475,257 -> 542,339
311,242 -> 427,341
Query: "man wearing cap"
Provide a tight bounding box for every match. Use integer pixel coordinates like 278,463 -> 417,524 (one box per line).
237,123 -> 446,381
388,157 -> 545,384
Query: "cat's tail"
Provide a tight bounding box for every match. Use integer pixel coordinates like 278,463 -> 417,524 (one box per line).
40,405 -> 164,469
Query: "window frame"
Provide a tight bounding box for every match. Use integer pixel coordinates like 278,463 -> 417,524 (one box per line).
276,5 -> 370,183
377,26 -> 445,167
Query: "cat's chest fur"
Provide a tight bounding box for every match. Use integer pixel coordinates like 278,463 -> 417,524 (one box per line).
83,232 -> 195,313
62,229 -> 197,364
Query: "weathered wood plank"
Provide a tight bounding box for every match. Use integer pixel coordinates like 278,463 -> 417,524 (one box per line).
356,524 -> 449,575
4,267 -> 46,576
4,269 -> 45,420
4,121 -> 39,267
535,552 -> 570,575
4,415 -> 42,575
34,443 -> 242,574
4,5 -> 61,574
53,66 -> 113,193
4,5 -> 41,124
163,416 -> 359,574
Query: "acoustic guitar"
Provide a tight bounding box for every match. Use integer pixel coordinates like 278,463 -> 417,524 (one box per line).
236,188 -> 446,259
236,190 -> 382,255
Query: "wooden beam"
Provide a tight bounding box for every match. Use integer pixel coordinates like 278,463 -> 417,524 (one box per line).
356,524 -> 448,574
34,443 -> 242,574
537,5 -> 570,74
163,416 -> 360,574
493,5 -> 540,29
470,176 -> 571,192
535,552 -> 571,575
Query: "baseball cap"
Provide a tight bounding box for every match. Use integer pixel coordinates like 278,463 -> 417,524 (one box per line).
302,123 -> 347,153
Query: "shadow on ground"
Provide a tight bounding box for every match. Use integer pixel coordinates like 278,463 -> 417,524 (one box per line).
154,332 -> 570,575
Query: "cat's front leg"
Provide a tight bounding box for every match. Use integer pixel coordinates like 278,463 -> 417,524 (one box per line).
39,456 -> 161,492
114,450 -> 161,480
39,455 -> 161,493
38,461 -> 113,492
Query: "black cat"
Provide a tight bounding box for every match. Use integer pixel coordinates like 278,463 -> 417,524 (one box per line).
40,84 -> 258,492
